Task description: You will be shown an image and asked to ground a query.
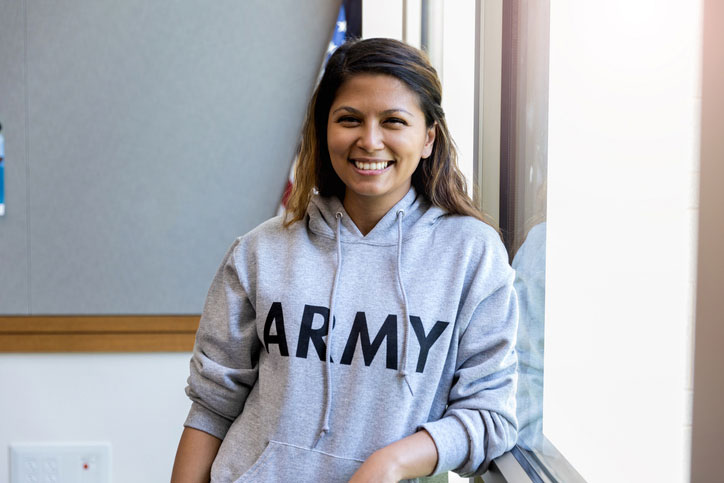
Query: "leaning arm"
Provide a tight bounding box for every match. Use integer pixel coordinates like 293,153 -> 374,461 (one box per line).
349,430 -> 438,482
170,427 -> 222,483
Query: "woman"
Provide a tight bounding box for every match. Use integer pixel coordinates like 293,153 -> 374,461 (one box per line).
171,38 -> 518,483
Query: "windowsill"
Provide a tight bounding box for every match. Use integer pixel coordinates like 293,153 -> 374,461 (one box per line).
480,438 -> 587,483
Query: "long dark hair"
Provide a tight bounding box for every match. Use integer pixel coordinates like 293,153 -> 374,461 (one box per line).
285,37 -> 488,226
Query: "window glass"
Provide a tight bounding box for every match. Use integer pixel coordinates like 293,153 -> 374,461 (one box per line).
499,0 -> 549,453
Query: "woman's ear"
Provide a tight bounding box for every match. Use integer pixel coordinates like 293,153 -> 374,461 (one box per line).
422,123 -> 437,159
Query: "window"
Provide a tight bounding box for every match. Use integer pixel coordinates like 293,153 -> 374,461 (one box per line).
364,1 -> 701,482
488,1 -> 700,482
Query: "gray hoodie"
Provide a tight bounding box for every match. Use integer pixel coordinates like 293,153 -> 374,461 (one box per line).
184,187 -> 518,482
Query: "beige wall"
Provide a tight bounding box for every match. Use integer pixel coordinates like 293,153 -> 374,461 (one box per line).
690,0 -> 724,480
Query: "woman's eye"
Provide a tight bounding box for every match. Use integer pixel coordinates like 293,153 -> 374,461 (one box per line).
337,116 -> 360,124
385,117 -> 407,125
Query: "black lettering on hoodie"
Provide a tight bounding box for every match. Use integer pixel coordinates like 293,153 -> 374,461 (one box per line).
340,313 -> 398,369
296,304 -> 333,362
410,316 -> 450,373
263,302 -> 289,356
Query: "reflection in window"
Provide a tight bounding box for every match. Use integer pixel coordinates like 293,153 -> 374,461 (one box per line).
495,2 -> 585,480
497,0 -> 549,452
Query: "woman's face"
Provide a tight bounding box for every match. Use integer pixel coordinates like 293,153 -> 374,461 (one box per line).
327,74 -> 435,210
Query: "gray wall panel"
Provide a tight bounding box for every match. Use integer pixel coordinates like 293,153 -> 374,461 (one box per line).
0,0 -> 30,314
20,0 -> 339,314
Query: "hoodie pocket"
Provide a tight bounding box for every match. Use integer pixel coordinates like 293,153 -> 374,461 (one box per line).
233,440 -> 365,483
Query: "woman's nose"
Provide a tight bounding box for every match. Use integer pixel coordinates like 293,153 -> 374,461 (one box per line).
356,124 -> 384,152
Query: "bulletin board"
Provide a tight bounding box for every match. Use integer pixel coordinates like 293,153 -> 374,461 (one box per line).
0,0 -> 341,351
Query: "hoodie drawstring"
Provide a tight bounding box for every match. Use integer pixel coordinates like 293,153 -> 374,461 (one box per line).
396,210 -> 414,396
315,209 -> 414,447
314,211 -> 344,448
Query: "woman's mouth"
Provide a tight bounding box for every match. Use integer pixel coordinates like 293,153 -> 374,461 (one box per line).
350,159 -> 394,172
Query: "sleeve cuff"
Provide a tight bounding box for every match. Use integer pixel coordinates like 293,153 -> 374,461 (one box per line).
419,416 -> 470,475
183,402 -> 234,440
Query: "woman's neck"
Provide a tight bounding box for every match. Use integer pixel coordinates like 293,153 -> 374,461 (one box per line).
342,192 -> 405,236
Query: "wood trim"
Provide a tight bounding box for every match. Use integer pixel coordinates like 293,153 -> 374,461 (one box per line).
0,316 -> 199,352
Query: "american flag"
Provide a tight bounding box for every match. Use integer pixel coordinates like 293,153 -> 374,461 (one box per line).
277,5 -> 347,217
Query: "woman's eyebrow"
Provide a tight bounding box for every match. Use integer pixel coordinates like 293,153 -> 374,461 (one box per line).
331,106 -> 414,116
380,108 -> 413,116
331,106 -> 362,116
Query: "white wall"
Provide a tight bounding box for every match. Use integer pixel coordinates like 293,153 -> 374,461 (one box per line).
0,353 -> 192,482
362,0 -> 403,40
441,2 -> 476,197
543,1 -> 701,481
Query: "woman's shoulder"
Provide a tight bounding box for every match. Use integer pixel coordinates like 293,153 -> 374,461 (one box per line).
431,213 -> 510,271
237,214 -> 304,242
220,215 -> 304,269
224,215 -> 295,255
435,213 -> 503,246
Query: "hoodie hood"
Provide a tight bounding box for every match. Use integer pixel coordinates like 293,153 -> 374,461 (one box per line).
307,186 -> 447,245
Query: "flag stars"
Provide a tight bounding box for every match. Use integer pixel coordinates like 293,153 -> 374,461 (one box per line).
337,20 -> 347,33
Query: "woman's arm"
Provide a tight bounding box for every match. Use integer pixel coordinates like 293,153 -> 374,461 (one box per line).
417,234 -> 519,477
349,430 -> 438,482
178,239 -> 260,481
170,427 -> 222,483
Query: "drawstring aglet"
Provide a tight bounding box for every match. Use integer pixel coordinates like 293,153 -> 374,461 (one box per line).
313,426 -> 330,449
399,371 -> 415,396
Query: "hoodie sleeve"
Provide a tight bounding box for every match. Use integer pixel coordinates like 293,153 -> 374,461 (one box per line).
183,238 -> 261,440
420,236 -> 519,477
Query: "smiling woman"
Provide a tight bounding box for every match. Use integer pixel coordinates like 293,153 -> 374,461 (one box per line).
327,74 -> 436,234
286,38 -> 486,232
172,38 -> 519,483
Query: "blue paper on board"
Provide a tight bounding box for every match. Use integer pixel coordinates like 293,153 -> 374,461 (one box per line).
0,131 -> 5,216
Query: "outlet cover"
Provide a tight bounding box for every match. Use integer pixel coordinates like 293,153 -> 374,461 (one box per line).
10,442 -> 111,483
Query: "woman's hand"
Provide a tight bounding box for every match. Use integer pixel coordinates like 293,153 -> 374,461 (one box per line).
348,430 -> 438,483
348,449 -> 402,483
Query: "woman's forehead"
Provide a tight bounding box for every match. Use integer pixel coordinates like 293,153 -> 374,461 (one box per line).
331,74 -> 423,112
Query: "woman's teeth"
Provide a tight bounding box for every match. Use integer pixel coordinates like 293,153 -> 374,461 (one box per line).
354,160 -> 389,171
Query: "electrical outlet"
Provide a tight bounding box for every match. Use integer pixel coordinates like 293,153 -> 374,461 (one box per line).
9,442 -> 111,483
